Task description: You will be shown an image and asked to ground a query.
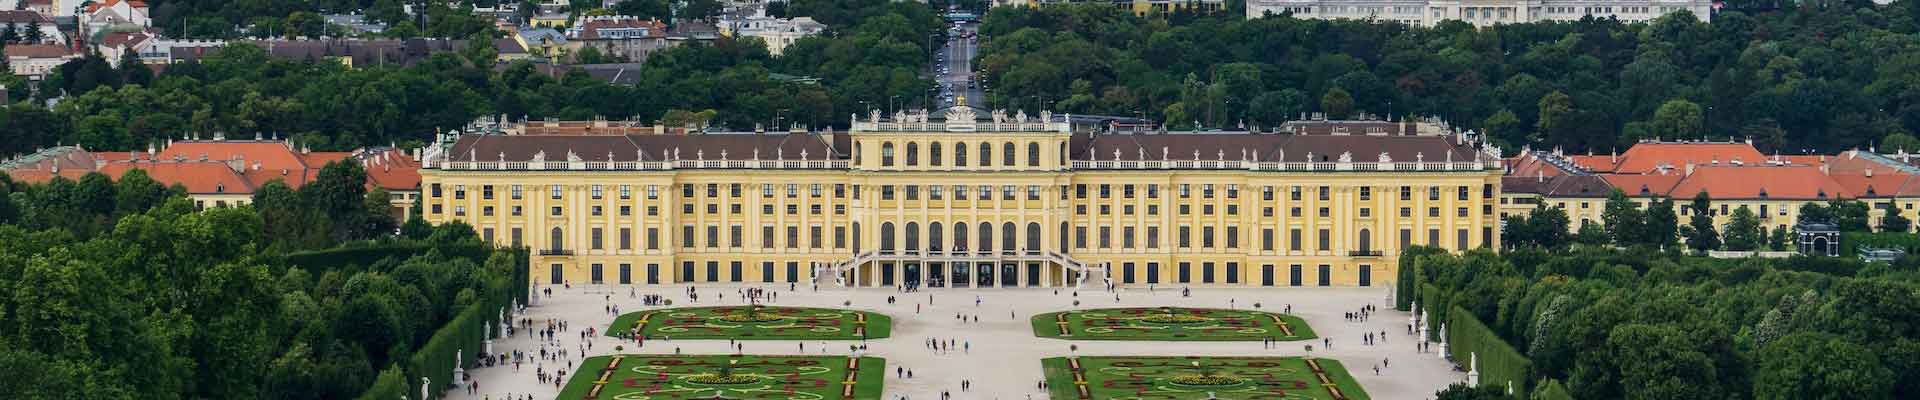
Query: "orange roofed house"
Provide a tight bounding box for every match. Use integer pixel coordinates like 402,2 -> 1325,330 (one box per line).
1501,139 -> 1920,239
1,138 -> 423,220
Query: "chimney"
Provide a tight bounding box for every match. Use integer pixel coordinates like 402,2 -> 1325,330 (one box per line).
1866,168 -> 1874,177
1685,163 -> 1695,176
1821,164 -> 1830,175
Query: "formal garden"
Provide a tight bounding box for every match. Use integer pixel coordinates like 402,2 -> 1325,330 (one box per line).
1043,356 -> 1368,400
608,305 -> 893,340
1032,307 -> 1315,341
557,355 -> 886,400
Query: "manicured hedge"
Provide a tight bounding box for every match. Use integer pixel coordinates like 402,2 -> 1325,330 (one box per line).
1447,305 -> 1533,396
1841,231 -> 1920,256
1420,282 -> 1448,342
356,366 -> 408,400
276,240 -> 492,273
1532,379 -> 1572,400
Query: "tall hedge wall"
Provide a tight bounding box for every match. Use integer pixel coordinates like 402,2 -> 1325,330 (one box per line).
1447,305 -> 1533,396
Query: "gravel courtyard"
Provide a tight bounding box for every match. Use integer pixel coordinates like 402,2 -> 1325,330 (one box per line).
448,283 -> 1467,400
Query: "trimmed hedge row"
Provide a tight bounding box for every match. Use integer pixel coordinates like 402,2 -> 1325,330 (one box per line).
1841,231 -> 1920,256
275,240 -> 492,273
1420,282 -> 1448,343
1446,305 -> 1533,396
1532,379 -> 1572,400
355,366 -> 408,400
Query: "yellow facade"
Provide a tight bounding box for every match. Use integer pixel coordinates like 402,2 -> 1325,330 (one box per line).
421,111 -> 1502,289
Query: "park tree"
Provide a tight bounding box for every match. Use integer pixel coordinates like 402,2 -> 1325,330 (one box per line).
1723,206 -> 1763,251
1881,210 -> 1911,233
1643,197 -> 1678,248
1321,88 -> 1353,119
1601,189 -> 1645,246
1681,191 -> 1720,252
1650,99 -> 1705,139
1798,202 -> 1834,225
1754,332 -> 1894,400
1831,200 -> 1871,232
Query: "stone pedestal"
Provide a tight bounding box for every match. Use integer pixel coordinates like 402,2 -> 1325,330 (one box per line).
452,367 -> 465,388
484,339 -> 494,355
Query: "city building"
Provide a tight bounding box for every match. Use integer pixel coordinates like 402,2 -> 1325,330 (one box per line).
515,28 -> 569,59
0,10 -> 68,45
1500,140 -> 1920,241
566,16 -> 673,63
1246,0 -> 1713,26
81,0 -> 149,36
720,15 -> 825,56
5,44 -> 80,79
1,138 -> 422,218
418,106 -> 1505,288
1009,0 -> 1228,16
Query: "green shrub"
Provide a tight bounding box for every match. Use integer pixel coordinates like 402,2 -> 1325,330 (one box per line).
1447,306 -> 1532,396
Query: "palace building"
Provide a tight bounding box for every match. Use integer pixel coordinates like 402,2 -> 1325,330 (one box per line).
418,106 -> 1504,289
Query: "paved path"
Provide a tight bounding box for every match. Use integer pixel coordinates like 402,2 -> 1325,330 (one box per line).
447,284 -> 1465,400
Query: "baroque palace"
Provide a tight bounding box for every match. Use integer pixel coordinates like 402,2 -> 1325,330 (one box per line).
418,106 -> 1505,289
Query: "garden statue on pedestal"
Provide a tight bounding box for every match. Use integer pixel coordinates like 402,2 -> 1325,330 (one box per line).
453,349 -> 465,388
1467,352 -> 1480,386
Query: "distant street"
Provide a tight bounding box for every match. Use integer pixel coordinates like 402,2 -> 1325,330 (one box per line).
931,20 -> 986,110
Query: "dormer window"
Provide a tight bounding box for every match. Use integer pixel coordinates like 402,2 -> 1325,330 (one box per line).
1817,189 -> 1828,199
1757,188 -> 1768,199
216,183 -> 225,193
1639,185 -> 1650,195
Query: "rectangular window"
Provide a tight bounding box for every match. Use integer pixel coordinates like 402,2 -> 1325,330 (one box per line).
1262,229 -> 1275,251
1099,227 -> 1112,249
1226,226 -> 1239,248
1290,229 -> 1302,251
619,228 -> 632,250
1147,227 -> 1160,248
648,228 -> 660,250
1318,229 -> 1330,251
591,228 -> 604,250
682,225 -> 695,248
787,226 -> 800,248
762,226 -> 776,248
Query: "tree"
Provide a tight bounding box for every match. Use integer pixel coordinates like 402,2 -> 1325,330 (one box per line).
112,169 -> 168,215
1530,204 -> 1571,248
1682,191 -> 1720,252
681,0 -> 725,19
1753,332 -> 1894,400
1644,197 -> 1678,249
304,161 -> 371,242
24,20 -> 41,43
1434,382 -> 1508,400
119,50 -> 152,87
1248,89 -> 1308,127
1483,109 -> 1524,148
1320,88 -> 1353,119
1798,202 -> 1834,226
613,0 -> 669,19
1831,200 -> 1871,232
1882,132 -> 1920,153
1723,205 -> 1763,251
573,46 -> 607,65
1601,189 -> 1645,246
1574,222 -> 1610,246
1881,210 -> 1911,233
1650,99 -> 1706,139
1536,91 -> 1573,143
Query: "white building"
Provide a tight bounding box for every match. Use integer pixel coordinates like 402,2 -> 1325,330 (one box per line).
1247,0 -> 1712,26
6,44 -> 80,79
83,0 -> 151,35
0,10 -> 67,45
721,16 -> 825,56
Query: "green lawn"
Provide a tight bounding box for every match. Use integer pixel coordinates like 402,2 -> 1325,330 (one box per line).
1032,307 -> 1316,341
608,306 -> 892,340
557,354 -> 886,400
1042,356 -> 1370,400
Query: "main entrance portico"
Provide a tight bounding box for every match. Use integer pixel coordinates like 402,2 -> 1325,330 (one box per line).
817,250 -> 1099,289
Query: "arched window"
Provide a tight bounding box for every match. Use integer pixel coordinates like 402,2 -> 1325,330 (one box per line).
905,222 -> 920,251
979,143 -> 993,167
1026,222 -> 1041,251
953,223 -> 969,251
930,142 -> 943,166
1003,142 -> 1016,166
1358,229 -> 1372,253
550,227 -> 564,251
1059,222 -> 1070,253
954,142 -> 968,166
929,222 -> 944,251
1028,142 -> 1041,166
905,142 -> 919,166
880,222 -> 896,252
978,222 -> 994,253
1002,222 -> 1017,252
880,142 -> 895,166
1060,142 -> 1068,165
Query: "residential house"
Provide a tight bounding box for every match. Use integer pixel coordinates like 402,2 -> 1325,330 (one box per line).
2,139 -> 423,216
721,15 -> 825,56
82,0 -> 150,35
514,28 -> 568,59
5,43 -> 80,79
0,10 -> 66,44
565,16 -> 672,63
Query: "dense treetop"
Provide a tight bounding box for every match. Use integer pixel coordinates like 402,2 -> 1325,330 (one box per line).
977,2 -> 1920,153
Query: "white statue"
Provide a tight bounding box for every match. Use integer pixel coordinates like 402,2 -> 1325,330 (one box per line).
1338,151 -> 1352,163
529,150 -> 546,163
1379,152 -> 1392,163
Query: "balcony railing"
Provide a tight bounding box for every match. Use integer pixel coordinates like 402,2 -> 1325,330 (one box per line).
1348,250 -> 1384,257
537,249 -> 575,256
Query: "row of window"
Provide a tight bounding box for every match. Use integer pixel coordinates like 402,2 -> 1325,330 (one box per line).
432,183 -> 854,201
865,140 -> 1062,168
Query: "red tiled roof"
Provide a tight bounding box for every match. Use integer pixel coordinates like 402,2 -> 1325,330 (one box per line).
100,162 -> 248,195
1668,165 -> 1850,200
0,10 -> 49,24
1601,173 -> 1684,197
99,31 -> 152,49
361,148 -> 422,191
1613,142 -> 1767,174
1565,155 -> 1616,172
5,44 -> 76,59
86,0 -> 147,13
